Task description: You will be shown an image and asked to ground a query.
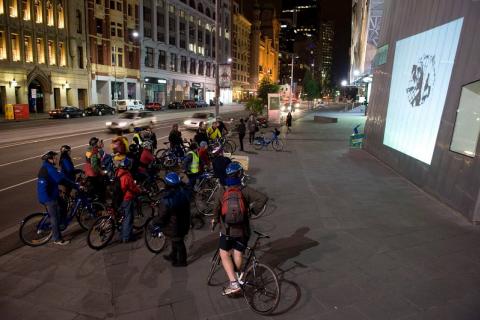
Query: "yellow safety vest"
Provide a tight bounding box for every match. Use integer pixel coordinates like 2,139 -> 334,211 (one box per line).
188,151 -> 199,174
207,127 -> 222,140
133,133 -> 142,144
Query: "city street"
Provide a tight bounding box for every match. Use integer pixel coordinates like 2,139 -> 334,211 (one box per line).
1,109 -> 479,319
0,104 -> 245,255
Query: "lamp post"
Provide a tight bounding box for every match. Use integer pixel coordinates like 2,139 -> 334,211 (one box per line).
289,55 -> 298,110
214,0 -> 220,117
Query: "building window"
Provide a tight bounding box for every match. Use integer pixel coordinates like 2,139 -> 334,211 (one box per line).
197,2 -> 203,13
206,61 -> 211,77
168,5 -> 176,46
36,37 -> 44,63
117,23 -> 122,37
158,50 -> 166,69
76,10 -> 82,33
46,1 -> 53,26
0,32 -> 6,59
10,33 -> 20,61
189,58 -> 196,74
111,46 -> 123,67
78,46 -> 84,68
198,60 -> 204,75
205,8 -> 210,18
22,0 -> 30,20
170,52 -> 177,71
450,80 -> 480,157
34,0 -> 42,23
110,22 -> 116,36
188,15 -> 195,52
24,35 -> 32,62
143,4 -> 152,38
145,47 -> 154,67
110,0 -> 121,11
180,55 -> 187,73
57,2 -> 64,28
0,0 -> 4,14
9,0 -> 18,17
117,47 -> 123,67
48,40 -> 56,65
58,41 -> 66,66
179,10 -> 186,49
97,44 -> 103,64
127,4 -> 132,16
156,4 -> 165,42
189,0 -> 194,8
96,18 -> 103,34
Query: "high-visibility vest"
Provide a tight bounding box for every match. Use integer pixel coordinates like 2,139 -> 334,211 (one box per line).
133,133 -> 142,145
188,151 -> 199,174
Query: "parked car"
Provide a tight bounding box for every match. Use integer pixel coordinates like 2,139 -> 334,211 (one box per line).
49,106 -> 86,119
146,102 -> 162,111
183,112 -> 216,130
167,101 -> 183,109
209,99 -> 224,106
85,104 -> 116,116
182,100 -> 196,109
116,99 -> 145,112
195,100 -> 208,108
106,111 -> 157,132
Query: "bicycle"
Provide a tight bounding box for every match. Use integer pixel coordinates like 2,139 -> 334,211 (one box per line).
207,230 -> 280,315
19,189 -> 106,247
87,193 -> 155,250
210,137 -> 236,154
143,215 -> 195,254
253,129 -> 284,151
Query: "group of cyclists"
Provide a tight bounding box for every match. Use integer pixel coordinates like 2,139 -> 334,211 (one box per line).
35,115 -> 268,296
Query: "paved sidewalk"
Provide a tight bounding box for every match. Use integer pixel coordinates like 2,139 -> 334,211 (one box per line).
1,112 -> 480,320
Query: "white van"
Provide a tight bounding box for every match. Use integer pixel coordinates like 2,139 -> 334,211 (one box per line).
116,100 -> 145,112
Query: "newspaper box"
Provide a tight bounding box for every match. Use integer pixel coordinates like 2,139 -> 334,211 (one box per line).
4,104 -> 14,120
14,104 -> 30,120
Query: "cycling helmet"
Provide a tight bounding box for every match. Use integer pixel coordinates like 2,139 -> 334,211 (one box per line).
134,127 -> 142,132
164,172 -> 181,186
89,137 -> 99,147
142,141 -> 153,149
226,161 -> 243,176
200,141 -> 208,148
60,145 -> 71,153
129,143 -> 140,153
212,145 -> 223,155
41,150 -> 58,161
118,157 -> 132,169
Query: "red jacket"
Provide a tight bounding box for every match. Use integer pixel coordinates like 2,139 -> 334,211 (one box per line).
139,149 -> 154,174
198,147 -> 210,171
116,168 -> 141,201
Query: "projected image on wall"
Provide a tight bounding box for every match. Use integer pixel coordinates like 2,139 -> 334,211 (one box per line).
383,18 -> 464,165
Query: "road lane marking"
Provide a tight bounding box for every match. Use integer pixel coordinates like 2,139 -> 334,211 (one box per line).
0,135 -> 169,193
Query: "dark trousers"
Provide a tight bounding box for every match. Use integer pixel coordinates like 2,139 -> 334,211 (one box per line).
45,200 -> 62,241
239,133 -> 245,151
120,200 -> 134,241
170,238 -> 187,263
187,173 -> 199,190
248,131 -> 255,144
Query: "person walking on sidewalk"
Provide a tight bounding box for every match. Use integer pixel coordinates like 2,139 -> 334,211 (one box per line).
286,112 -> 293,133
246,114 -> 257,144
237,118 -> 246,151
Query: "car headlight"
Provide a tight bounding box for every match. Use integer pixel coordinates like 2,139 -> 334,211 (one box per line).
294,103 -> 300,108
184,120 -> 190,125
119,122 -> 127,127
106,121 -> 112,126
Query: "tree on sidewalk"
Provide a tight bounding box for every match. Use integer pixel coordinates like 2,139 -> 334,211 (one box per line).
245,98 -> 264,115
257,76 -> 280,106
303,70 -> 321,100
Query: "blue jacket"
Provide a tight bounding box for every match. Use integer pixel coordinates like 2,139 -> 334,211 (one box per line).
60,157 -> 75,181
37,161 -> 75,204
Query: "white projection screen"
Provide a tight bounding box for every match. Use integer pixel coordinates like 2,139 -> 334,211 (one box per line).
383,18 -> 464,165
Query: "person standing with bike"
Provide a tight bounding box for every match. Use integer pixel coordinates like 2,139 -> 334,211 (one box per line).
211,146 -> 231,186
184,142 -> 201,190
115,158 -> 142,243
246,114 -> 257,144
211,162 -> 268,295
37,151 -> 79,245
169,124 -> 184,157
155,172 -> 191,267
207,122 -> 222,141
194,122 -> 209,146
237,119 -> 246,152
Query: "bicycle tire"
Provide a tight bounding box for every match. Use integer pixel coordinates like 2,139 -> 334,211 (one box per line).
254,141 -> 263,150
272,139 -> 284,152
227,139 -> 237,153
194,188 -> 215,216
207,250 -> 221,285
154,148 -> 167,159
77,202 -> 107,230
19,212 -> 52,247
250,202 -> 267,220
243,263 -> 280,315
87,216 -> 115,250
144,217 -> 167,253
134,197 -> 155,230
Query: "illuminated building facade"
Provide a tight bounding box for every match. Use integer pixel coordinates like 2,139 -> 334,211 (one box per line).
231,0 -> 251,101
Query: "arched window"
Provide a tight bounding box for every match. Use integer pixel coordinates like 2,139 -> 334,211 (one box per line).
189,0 -> 195,8
205,8 -> 210,18
57,2 -> 64,28
34,0 -> 42,23
46,0 -> 54,26
76,9 -> 82,33
197,3 -> 203,13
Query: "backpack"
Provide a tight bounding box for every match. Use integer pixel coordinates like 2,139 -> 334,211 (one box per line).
221,187 -> 246,225
112,173 -> 126,210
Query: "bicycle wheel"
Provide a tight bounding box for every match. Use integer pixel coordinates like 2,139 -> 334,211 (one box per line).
144,217 -> 167,253
134,197 -> 154,229
254,140 -> 264,150
228,139 -> 237,153
77,202 -> 107,230
19,213 -> 52,247
87,216 -> 115,250
250,202 -> 267,220
154,148 -> 167,159
194,188 -> 215,216
243,263 -> 280,315
272,139 -> 284,151
207,250 -> 221,285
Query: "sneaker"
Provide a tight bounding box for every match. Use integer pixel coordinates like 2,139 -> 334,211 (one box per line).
222,281 -> 241,296
53,239 -> 70,246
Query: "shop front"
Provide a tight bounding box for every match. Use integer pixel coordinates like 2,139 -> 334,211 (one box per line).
144,78 -> 167,105
190,82 -> 204,101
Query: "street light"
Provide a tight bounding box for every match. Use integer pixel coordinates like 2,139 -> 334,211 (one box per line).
132,31 -> 139,38
227,57 -> 232,63
341,80 -> 348,86
289,55 -> 299,110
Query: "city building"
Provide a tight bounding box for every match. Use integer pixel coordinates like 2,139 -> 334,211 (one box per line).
0,0 -> 89,113
318,20 -> 334,92
231,0 -> 251,102
87,0 -> 140,106
364,0 -> 480,222
138,0 -> 231,106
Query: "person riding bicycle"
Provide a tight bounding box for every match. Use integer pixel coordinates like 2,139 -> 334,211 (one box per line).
184,142 -> 201,189
138,141 -> 156,180
155,172 -> 191,267
84,137 -> 104,200
194,122 -> 209,146
169,123 -> 184,157
128,143 -> 142,177
211,162 -> 268,295
37,151 -> 79,245
198,141 -> 210,172
132,127 -> 143,146
207,122 -> 222,141
142,127 -> 157,150
115,158 -> 142,243
216,117 -> 229,136
211,146 -> 231,186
